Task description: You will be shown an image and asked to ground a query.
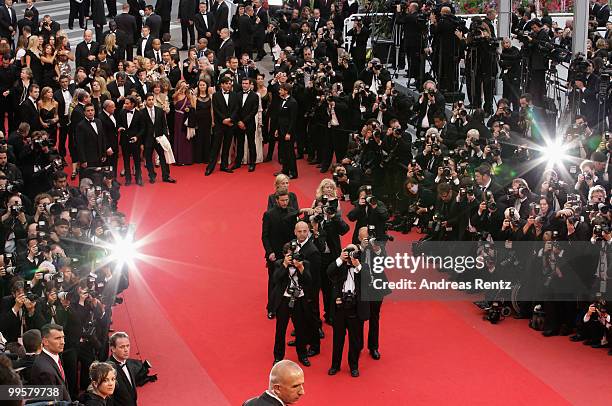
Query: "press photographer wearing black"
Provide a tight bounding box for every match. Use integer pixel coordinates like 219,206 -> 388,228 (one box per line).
463,17 -> 498,115
395,2 -> 427,87
499,38 -> 521,110
523,19 -> 551,107
327,244 -> 370,378
430,6 -> 464,94
272,242 -> 312,367
347,186 -> 390,245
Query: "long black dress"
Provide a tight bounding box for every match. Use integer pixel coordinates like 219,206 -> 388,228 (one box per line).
39,106 -> 58,145
26,50 -> 43,83
41,59 -> 58,89
192,97 -> 212,163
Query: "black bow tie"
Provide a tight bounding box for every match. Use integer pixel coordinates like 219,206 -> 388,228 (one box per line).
127,110 -> 134,114
243,91 -> 250,95
89,119 -> 95,123
223,92 -> 230,95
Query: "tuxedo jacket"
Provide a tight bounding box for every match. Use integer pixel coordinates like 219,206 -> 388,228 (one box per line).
212,91 -> 240,126
137,36 -> 153,56
0,5 -> 17,39
142,105 -> 169,147
243,392 -> 283,406
327,260 -> 371,321
75,41 -> 100,72
253,7 -> 268,35
107,80 -> 133,109
30,352 -> 71,401
18,98 -> 40,131
99,111 -> 119,152
237,91 -> 259,129
214,1 -> 229,32
275,96 -> 298,136
144,13 -> 162,38
178,0 -> 197,20
194,12 -> 215,38
115,12 -> 138,45
116,108 -> 145,146
107,355 -> 138,406
70,103 -> 86,136
216,38 -> 235,68
76,118 -> 107,165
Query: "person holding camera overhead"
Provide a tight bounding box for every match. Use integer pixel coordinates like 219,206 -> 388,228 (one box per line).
271,241 -> 312,367
347,185 -> 389,245
327,244 -> 370,377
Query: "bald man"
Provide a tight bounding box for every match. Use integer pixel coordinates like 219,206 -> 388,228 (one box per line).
243,360 -> 305,405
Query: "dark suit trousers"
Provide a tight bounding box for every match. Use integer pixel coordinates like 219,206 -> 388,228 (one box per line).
274,297 -> 308,360
106,0 -> 117,17
69,1 -> 84,28
320,253 -> 334,321
161,19 -> 170,37
367,300 -> 383,350
122,142 -> 142,181
0,104 -> 14,134
331,304 -> 362,370
181,19 -> 195,47
145,142 -> 170,180
58,124 -> 69,156
234,125 -> 256,166
254,31 -> 266,59
125,43 -> 134,61
319,126 -> 335,169
306,275 -> 322,350
529,69 -> 546,107
207,124 -> 234,171
94,25 -> 104,44
279,132 -> 297,176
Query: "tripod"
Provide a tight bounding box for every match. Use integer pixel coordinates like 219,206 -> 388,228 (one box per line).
384,16 -> 403,78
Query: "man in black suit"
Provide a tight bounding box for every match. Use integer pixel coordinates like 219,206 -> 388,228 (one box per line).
178,0 -> 197,50
76,103 -> 109,182
0,0 -> 17,46
327,245 -> 371,378
18,83 -> 40,132
107,71 -> 132,110
261,190 -> 299,319
53,76 -> 75,157
75,30 -> 99,73
30,323 -> 71,401
595,0 -> 610,27
213,0 -> 229,32
24,0 -> 38,26
206,76 -> 239,175
17,9 -> 36,37
194,1 -> 215,45
137,25 -> 153,56
90,0 -> 106,42
238,53 -> 259,80
0,281 -> 39,343
107,332 -> 138,406
13,328 -> 42,384
216,27 -> 234,69
116,96 -> 144,186
100,99 -> 119,177
68,0 -> 85,30
115,3 -> 138,60
252,0 -> 268,61
143,5 -> 161,38
243,360 -> 305,406
234,77 -> 258,172
275,83 -> 299,179
143,93 -> 175,183
154,0 -> 172,37
235,5 -> 254,58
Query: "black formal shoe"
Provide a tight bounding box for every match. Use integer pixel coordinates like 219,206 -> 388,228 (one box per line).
542,330 -> 558,337
248,164 -> 255,172
570,335 -> 584,342
583,339 -> 598,346
231,164 -> 241,170
149,177 -> 156,184
591,343 -> 608,349
350,369 -> 360,378
291,330 -> 295,337
369,349 -> 381,360
307,348 -> 320,357
263,157 -> 272,162
608,349 -> 612,356
287,340 -> 296,347
136,178 -> 144,186
220,168 -> 233,173
273,359 -> 282,365
298,357 -> 311,367
163,177 -> 177,183
315,164 -> 322,168
319,328 -> 325,339
125,179 -> 132,186
308,160 -> 320,165
267,312 -> 275,319
328,367 -> 339,376
273,171 -> 284,176
289,174 -> 298,179
319,167 -> 329,173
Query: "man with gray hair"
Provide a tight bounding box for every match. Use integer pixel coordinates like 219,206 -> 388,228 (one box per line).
243,360 -> 305,405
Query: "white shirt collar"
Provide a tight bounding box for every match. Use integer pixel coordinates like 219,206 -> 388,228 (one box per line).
42,348 -> 60,364
265,390 -> 285,406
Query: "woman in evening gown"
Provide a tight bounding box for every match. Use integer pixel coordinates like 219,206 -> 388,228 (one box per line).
191,79 -> 213,164
37,86 -> 59,147
172,81 -> 193,165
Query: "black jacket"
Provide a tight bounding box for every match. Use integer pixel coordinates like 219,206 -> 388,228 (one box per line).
30,351 -> 71,401
237,91 -> 259,129
107,355 -> 138,406
142,105 -> 169,147
76,118 -> 107,165
327,260 -> 371,321
261,206 -> 298,258
116,108 -> 145,146
243,392 -> 283,406
115,12 -> 138,45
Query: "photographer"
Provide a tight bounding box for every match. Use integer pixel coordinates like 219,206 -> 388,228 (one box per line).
499,38 -> 522,110
396,2 -> 427,87
486,99 -> 519,132
524,20 -> 551,107
414,81 -> 446,137
0,280 -> 40,343
463,18 -> 498,115
347,186 -> 390,245
327,244 -> 370,377
346,17 -> 370,72
1,194 -> 31,255
271,242 -> 312,367
359,58 -> 391,95
430,7 -> 464,93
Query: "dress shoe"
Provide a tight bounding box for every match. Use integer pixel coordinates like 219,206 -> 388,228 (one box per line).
369,349 -> 381,360
287,340 -> 296,347
291,330 -> 295,337
289,174 -> 298,179
273,359 -> 282,366
319,167 -> 329,173
570,335 -> 584,342
248,164 -> 255,172
319,328 -> 325,339
591,343 -> 608,349
231,164 -> 241,170
267,312 -> 275,320
542,330 -> 558,337
263,157 -> 272,162
308,160 -> 319,165
136,178 -> 144,186
220,168 -> 233,173
205,169 -> 213,176
149,177 -> 156,184
273,171 -> 284,176
125,179 -> 132,186
307,348 -> 320,357
163,177 -> 177,183
298,357 -> 311,367
328,367 -> 339,376
583,339 -> 598,346
350,369 -> 360,378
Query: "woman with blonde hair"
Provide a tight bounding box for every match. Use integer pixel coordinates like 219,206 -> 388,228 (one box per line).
312,178 -> 341,216
15,35 -> 29,65
266,174 -> 299,210
104,33 -> 122,65
38,86 -> 59,146
25,35 -> 43,81
90,77 -> 109,116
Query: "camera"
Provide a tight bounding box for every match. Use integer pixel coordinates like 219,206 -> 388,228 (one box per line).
287,286 -> 301,309
10,204 -> 23,216
365,196 -> 377,206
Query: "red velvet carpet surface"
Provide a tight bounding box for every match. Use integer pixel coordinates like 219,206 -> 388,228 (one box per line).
109,160 -> 612,405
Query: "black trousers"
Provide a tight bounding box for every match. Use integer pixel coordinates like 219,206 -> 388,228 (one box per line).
125,44 -> 134,61
58,124 -> 69,157
305,270 -> 322,350
68,1 -> 84,29
160,19 -> 171,38
207,125 -> 234,172
279,132 -> 297,176
94,24 -> 104,44
320,253 -> 334,322
181,19 -> 196,48
106,0 -> 117,16
234,125 -> 256,166
503,77 -> 521,111
254,32 -> 266,59
63,344 -> 96,399
145,142 -> 170,180
529,69 -> 546,107
265,135 -> 277,161
121,142 -> 142,181
405,45 -> 423,84
274,297 -> 308,360
319,126 -> 334,169
331,304 -> 362,370
266,259 -> 275,312
367,300 -> 383,350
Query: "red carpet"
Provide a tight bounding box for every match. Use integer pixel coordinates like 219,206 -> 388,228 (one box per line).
107,160 -> 612,405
